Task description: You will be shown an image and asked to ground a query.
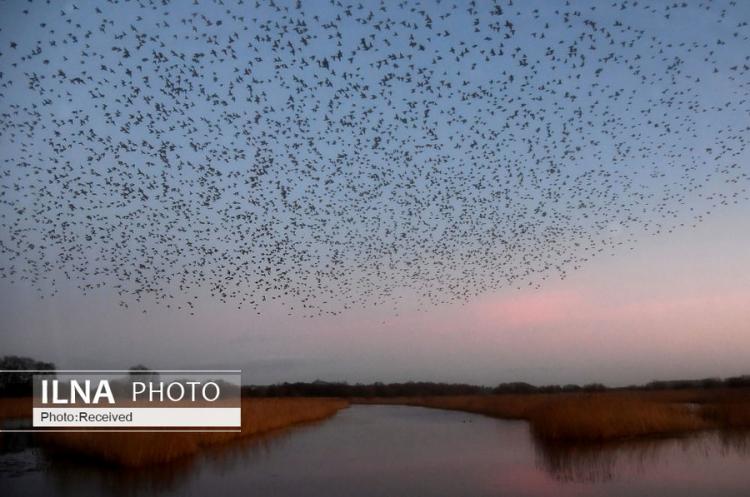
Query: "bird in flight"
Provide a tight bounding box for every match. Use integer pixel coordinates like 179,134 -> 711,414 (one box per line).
0,0 -> 748,316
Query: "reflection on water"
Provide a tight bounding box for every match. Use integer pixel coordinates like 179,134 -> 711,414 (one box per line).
2,406 -> 750,497
533,430 -> 750,484
2,420 -> 313,497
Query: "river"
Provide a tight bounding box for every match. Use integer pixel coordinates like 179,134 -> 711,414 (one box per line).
2,404 -> 750,496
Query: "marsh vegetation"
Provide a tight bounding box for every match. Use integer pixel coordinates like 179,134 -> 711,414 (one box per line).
1,397 -> 348,466
355,388 -> 750,443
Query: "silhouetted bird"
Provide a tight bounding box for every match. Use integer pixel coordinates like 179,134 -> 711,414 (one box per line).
0,0 -> 747,316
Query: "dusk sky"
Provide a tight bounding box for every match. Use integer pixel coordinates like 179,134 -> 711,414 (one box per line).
2,201 -> 749,386
1,0 -> 748,387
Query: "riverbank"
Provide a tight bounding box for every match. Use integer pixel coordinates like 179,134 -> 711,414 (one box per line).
0,397 -> 349,466
3,389 -> 748,464
354,389 -> 750,442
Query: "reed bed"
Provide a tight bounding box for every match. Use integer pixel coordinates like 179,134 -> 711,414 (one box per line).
355,394 -> 554,419
357,389 -> 750,443
528,394 -> 707,442
4,388 -> 748,461
0,396 -> 32,420
700,401 -> 750,429
35,397 -> 348,466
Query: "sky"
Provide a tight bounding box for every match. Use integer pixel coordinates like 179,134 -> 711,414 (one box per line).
2,199 -> 748,387
0,0 -> 748,387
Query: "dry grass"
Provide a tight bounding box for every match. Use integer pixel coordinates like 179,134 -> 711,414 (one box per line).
0,396 -> 32,420
700,401 -> 750,429
355,394 -> 554,419
14,397 -> 347,466
630,388 -> 748,405
356,389 -> 750,443
5,387 -> 749,459
527,394 -> 707,442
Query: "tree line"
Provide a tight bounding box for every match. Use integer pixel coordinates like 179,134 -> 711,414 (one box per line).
2,356 -> 749,397
241,376 -> 750,398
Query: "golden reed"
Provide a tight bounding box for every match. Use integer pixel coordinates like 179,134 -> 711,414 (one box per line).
356,389 -> 750,442
0,397 -> 348,466
3,389 -> 748,465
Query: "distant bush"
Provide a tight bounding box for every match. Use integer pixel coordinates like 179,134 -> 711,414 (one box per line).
0,356 -> 56,397
725,375 -> 750,388
493,382 -> 537,394
243,375 -> 749,398
243,380 -> 489,398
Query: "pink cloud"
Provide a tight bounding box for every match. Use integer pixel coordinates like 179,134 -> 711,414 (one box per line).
473,290 -> 588,328
470,288 -> 750,331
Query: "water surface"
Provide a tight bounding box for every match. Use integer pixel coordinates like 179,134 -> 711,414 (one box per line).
2,405 -> 750,496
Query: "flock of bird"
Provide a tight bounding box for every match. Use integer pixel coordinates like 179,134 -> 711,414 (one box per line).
0,0 -> 748,316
